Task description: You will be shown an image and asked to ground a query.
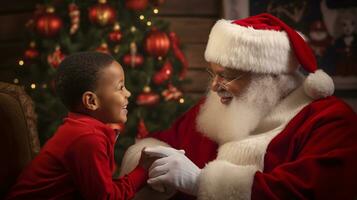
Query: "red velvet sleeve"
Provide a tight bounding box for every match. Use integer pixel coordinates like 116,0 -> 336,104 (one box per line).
252,106 -> 357,200
65,134 -> 147,200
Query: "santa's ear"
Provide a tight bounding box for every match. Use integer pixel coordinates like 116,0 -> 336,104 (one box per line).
82,91 -> 100,111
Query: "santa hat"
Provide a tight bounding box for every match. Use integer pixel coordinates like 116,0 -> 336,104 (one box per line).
204,13 -> 334,99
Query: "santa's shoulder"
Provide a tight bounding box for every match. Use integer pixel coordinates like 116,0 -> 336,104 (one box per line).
310,96 -> 355,115
296,96 -> 357,128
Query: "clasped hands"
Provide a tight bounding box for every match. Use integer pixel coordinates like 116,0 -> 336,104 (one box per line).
138,146 -> 201,196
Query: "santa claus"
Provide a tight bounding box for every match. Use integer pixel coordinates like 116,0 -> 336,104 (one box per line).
120,13 -> 357,200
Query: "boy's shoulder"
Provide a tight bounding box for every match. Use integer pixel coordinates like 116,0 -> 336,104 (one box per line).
45,116 -> 111,155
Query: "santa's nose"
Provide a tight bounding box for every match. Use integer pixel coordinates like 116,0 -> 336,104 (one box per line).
210,78 -> 220,92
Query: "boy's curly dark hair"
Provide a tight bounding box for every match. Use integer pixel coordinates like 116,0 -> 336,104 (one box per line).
55,51 -> 115,111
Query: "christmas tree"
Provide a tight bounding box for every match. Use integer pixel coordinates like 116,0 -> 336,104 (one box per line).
15,0 -> 192,165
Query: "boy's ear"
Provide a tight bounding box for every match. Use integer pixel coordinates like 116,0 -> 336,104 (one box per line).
82,91 -> 100,111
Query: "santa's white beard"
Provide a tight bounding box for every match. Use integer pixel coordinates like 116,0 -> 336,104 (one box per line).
196,73 -> 303,145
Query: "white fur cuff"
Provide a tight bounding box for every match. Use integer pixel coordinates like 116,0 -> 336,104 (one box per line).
198,160 -> 259,200
119,138 -> 170,176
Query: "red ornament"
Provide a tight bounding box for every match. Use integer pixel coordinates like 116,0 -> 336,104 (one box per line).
108,23 -> 123,43
68,3 -> 80,35
162,84 -> 183,101
153,60 -> 173,85
96,42 -> 111,54
122,55 -> 144,68
24,41 -> 39,60
122,42 -> 144,68
125,0 -> 149,11
145,29 -> 170,57
136,86 -> 160,106
26,4 -> 46,31
35,6 -> 63,37
47,46 -> 65,68
136,119 -> 149,139
88,0 -> 116,26
169,32 -> 189,79
150,0 -> 165,6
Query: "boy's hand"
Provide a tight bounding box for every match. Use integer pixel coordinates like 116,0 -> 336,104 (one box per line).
138,147 -> 159,170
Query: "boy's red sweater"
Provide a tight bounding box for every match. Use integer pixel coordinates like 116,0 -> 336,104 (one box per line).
6,112 -> 147,200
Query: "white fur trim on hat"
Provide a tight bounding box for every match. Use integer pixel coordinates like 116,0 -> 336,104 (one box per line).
303,69 -> 334,99
198,160 -> 259,200
119,138 -> 170,176
204,19 -> 299,74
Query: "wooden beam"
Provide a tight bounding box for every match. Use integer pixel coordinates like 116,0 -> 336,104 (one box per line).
0,0 -> 40,13
158,17 -> 216,44
184,44 -> 207,69
181,69 -> 209,93
159,0 -> 220,17
0,12 -> 32,42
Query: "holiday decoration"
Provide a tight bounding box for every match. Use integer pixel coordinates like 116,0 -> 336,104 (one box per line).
24,41 -> 39,60
47,45 -> 65,68
18,0 -> 191,166
150,0 -> 166,6
145,29 -> 170,57
26,4 -> 46,31
122,42 -> 144,68
88,0 -> 116,26
136,118 -> 149,139
68,3 -> 80,35
125,0 -> 149,11
308,20 -> 332,57
35,6 -> 63,37
169,32 -> 188,79
96,42 -> 111,54
153,60 -> 173,85
136,86 -> 160,106
108,22 -> 123,43
162,84 -> 183,101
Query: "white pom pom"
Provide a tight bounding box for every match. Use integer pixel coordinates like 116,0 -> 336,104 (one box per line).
303,69 -> 334,99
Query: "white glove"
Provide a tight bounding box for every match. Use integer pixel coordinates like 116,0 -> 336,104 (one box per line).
145,147 -> 201,196
144,146 -> 185,157
143,146 -> 185,193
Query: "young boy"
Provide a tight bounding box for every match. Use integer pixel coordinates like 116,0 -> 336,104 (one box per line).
6,52 -> 151,200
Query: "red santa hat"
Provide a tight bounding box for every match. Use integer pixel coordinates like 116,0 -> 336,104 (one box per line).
204,13 -> 334,99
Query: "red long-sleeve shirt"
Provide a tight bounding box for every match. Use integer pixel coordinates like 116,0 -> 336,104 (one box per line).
6,112 -> 147,200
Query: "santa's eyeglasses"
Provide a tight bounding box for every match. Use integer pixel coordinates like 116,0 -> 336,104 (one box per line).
206,68 -> 246,89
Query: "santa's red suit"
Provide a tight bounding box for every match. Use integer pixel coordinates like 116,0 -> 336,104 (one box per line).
121,13 -> 357,200
120,86 -> 357,200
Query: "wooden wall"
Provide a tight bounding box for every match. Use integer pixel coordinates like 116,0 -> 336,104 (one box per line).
0,1 -> 41,84
0,0 -> 220,101
159,0 -> 220,100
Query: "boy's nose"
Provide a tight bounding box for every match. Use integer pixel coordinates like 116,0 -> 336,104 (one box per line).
126,89 -> 131,98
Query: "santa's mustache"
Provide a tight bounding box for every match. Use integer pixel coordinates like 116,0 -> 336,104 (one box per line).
217,90 -> 232,98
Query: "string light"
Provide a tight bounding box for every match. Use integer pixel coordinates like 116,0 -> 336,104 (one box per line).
42,84 -> 48,89
179,98 -> 185,104
146,21 -> 152,26
13,78 -> 19,84
158,56 -> 163,61
153,8 -> 159,14
130,26 -> 136,33
31,83 -> 36,89
18,60 -> 24,66
139,15 -> 145,20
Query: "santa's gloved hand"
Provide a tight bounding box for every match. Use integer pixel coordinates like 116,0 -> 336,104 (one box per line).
145,148 -> 201,196
144,146 -> 185,157
143,146 -> 185,193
